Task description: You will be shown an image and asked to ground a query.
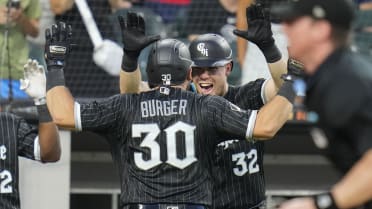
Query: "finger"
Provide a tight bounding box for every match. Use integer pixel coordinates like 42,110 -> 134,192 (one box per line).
138,14 -> 145,34
233,29 -> 248,38
246,5 -> 255,22
128,11 -> 138,28
145,35 -> 161,46
59,22 -> 66,42
45,28 -> 51,42
38,65 -> 45,74
118,15 -> 126,30
23,59 -> 32,77
31,59 -> 38,73
256,4 -> 264,19
19,79 -> 27,90
51,23 -> 58,42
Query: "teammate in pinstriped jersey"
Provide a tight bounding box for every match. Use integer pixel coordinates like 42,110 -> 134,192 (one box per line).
44,17 -> 295,209
0,60 -> 60,209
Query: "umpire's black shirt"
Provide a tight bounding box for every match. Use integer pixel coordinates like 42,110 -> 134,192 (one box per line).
305,47 -> 372,173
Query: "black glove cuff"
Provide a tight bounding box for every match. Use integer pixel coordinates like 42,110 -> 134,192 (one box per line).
278,81 -> 295,104
46,67 -> 65,91
121,52 -> 139,72
259,42 -> 282,63
313,192 -> 339,209
36,104 -> 53,123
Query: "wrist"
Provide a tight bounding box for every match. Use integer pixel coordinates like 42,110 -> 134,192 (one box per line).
259,42 -> 282,63
36,104 -> 52,123
313,192 -> 339,209
121,52 -> 139,72
34,97 -> 46,105
46,67 -> 65,91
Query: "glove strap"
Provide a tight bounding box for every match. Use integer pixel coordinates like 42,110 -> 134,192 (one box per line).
36,104 -> 53,123
46,67 -> 65,91
277,81 -> 295,104
121,51 -> 139,72
259,42 -> 282,63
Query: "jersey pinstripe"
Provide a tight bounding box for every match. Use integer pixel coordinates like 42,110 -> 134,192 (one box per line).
212,79 -> 267,209
0,112 -> 38,209
77,87 -> 256,207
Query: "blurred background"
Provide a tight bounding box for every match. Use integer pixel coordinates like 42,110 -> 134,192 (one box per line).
1,0 -> 372,209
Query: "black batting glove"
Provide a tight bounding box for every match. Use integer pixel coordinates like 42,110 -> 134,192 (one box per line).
118,12 -> 160,72
44,22 -> 72,91
233,4 -> 281,63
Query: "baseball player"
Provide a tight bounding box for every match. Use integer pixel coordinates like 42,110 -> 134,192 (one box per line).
43,19 -> 296,209
0,59 -> 60,209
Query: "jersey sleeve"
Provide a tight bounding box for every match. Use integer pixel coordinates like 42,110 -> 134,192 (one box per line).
17,118 -> 38,160
202,96 -> 257,142
76,95 -> 128,133
234,79 -> 266,109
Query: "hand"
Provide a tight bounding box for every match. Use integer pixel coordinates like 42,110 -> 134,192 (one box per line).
278,197 -> 317,209
233,4 -> 281,62
44,21 -> 72,70
118,12 -> 160,71
20,59 -> 46,105
288,58 -> 305,78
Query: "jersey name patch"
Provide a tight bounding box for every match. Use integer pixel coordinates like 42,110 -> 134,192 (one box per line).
141,99 -> 188,118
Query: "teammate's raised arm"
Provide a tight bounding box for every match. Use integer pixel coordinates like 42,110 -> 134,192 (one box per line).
118,12 -> 160,94
44,22 -> 76,129
233,3 -> 288,102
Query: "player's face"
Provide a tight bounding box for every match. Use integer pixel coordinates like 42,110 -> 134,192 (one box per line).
283,16 -> 316,72
191,65 -> 230,96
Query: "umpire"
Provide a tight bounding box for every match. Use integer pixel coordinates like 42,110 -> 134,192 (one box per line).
271,0 -> 372,209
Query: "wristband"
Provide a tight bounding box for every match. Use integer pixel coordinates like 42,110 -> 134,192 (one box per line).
46,67 -> 65,91
121,52 -> 138,72
34,97 -> 46,106
277,81 -> 295,104
36,104 -> 53,123
313,192 -> 339,209
259,43 -> 282,63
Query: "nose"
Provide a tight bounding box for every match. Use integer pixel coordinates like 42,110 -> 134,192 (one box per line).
199,69 -> 210,79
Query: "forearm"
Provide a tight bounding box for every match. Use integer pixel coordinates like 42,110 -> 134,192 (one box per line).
38,122 -> 61,162
332,149 -> 372,209
16,16 -> 39,37
253,96 -> 292,139
120,67 -> 142,94
268,56 -> 288,90
236,0 -> 251,67
46,86 -> 76,129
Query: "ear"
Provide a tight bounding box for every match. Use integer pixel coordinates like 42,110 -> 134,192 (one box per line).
187,68 -> 192,81
225,62 -> 233,76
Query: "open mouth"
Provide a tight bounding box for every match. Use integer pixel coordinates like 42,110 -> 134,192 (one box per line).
199,83 -> 213,94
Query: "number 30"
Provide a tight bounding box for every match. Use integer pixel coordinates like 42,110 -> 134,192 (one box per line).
132,121 -> 197,170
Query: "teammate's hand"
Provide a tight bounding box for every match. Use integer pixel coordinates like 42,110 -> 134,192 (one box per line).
44,21 -> 72,70
233,4 -> 281,63
20,59 -> 46,105
118,12 -> 160,72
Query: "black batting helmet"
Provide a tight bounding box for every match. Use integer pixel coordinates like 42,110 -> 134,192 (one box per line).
146,39 -> 193,87
189,33 -> 233,67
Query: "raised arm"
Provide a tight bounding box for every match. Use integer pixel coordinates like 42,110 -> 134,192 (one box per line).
44,22 -> 76,129
234,4 -> 288,101
118,12 -> 160,94
20,59 -> 61,162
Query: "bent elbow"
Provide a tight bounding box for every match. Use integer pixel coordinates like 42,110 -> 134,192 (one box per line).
41,150 -> 61,163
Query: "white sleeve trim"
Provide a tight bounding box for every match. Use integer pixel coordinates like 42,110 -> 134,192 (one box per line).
246,110 -> 258,141
34,136 -> 41,161
261,79 -> 270,104
74,102 -> 82,131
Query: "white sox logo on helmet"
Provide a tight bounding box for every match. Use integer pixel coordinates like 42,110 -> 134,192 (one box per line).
197,43 -> 208,56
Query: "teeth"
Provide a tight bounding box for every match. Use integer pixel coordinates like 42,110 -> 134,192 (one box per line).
200,83 -> 212,87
